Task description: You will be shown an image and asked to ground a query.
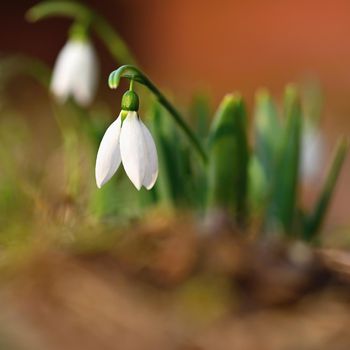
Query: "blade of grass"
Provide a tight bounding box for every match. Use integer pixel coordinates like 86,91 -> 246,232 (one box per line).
250,90 -> 280,212
148,102 -> 177,208
266,85 -> 302,234
190,93 -> 211,141
303,138 -> 348,240
254,89 -> 281,179
207,94 -> 249,224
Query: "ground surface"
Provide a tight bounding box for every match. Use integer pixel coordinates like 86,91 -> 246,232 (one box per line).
0,219 -> 350,350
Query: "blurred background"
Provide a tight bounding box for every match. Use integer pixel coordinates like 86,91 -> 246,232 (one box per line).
1,0 -> 349,226
0,2 -> 350,350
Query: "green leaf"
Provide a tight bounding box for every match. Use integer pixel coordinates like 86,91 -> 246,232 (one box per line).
248,155 -> 268,213
207,94 -> 249,223
190,93 -> 211,140
148,102 -> 176,208
250,89 -> 281,212
148,101 -> 196,207
254,89 -> 281,179
303,137 -> 348,240
266,85 -> 302,234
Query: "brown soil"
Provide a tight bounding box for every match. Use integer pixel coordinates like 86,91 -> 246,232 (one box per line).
0,219 -> 350,350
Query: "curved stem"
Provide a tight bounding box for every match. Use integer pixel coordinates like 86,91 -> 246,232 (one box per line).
109,65 -> 208,163
0,55 -> 51,88
27,3 -> 206,161
27,1 -> 137,65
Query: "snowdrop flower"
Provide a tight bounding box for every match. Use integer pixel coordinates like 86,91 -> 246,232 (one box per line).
50,28 -> 99,107
300,123 -> 325,182
95,90 -> 158,190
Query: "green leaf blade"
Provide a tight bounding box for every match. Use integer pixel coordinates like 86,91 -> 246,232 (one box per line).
207,94 -> 249,223
304,137 -> 349,240
266,85 -> 302,234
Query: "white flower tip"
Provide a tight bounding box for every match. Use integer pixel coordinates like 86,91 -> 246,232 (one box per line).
95,162 -> 116,189
95,116 -> 122,189
140,121 -> 158,191
128,176 -> 142,190
50,90 -> 67,105
96,177 -> 103,189
95,169 -> 105,188
144,170 -> 158,190
95,167 -> 115,188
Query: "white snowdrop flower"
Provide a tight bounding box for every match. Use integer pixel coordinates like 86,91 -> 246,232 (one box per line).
300,123 -> 324,182
51,38 -> 99,107
95,90 -> 158,190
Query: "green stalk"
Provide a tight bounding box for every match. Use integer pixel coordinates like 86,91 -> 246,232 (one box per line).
303,138 -> 348,240
0,55 -> 51,88
26,0 -> 137,65
109,65 -> 207,163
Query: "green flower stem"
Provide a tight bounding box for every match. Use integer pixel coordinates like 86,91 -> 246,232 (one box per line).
26,1 -> 137,65
109,65 -> 208,163
0,55 -> 51,89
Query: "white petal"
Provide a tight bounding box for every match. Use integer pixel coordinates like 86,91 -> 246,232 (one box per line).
140,121 -> 158,189
50,40 -> 99,106
95,115 -> 122,188
120,112 -> 146,190
71,42 -> 99,106
50,41 -> 78,103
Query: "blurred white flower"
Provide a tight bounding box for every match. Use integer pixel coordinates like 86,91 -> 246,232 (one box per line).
50,40 -> 99,107
95,111 -> 158,190
300,125 -> 324,182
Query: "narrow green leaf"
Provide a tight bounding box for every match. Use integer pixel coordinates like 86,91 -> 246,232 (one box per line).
190,93 -> 211,140
148,102 -> 180,208
250,89 -> 280,212
207,94 -> 249,223
188,93 -> 211,209
266,85 -> 302,234
254,89 -> 281,179
303,138 -> 348,240
248,155 -> 268,212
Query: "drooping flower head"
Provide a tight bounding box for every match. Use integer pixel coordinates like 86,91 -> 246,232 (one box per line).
95,88 -> 158,190
50,23 -> 99,107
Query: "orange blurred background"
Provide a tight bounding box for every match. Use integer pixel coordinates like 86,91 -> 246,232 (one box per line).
1,0 -> 349,227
